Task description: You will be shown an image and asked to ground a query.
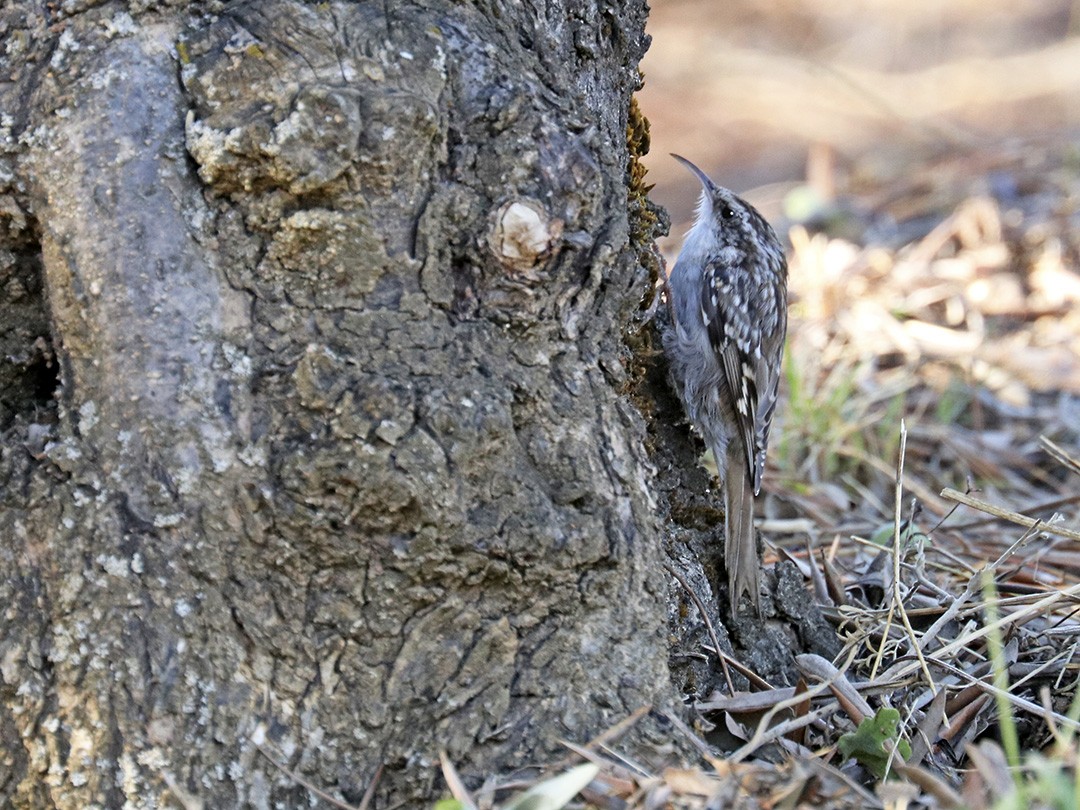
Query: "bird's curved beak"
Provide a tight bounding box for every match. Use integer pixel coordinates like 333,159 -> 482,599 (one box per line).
670,153 -> 717,192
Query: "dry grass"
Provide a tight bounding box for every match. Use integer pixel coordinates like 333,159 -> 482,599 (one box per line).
768,144 -> 1080,578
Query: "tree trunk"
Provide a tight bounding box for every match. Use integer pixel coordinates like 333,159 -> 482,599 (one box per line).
2,1 -> 664,805
0,1 -> 836,806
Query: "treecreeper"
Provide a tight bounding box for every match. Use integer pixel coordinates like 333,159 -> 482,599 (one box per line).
663,154 -> 789,615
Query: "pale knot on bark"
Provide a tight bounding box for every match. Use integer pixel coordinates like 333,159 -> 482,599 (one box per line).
488,199 -> 563,272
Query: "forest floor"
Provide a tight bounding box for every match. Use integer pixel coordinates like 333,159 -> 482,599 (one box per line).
749,140 -> 1080,810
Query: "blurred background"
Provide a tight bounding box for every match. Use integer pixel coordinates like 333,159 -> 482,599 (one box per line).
639,0 -> 1080,581
641,0 -> 1080,231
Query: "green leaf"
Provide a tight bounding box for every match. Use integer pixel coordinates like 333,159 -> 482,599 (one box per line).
432,800 -> 466,810
502,763 -> 600,810
867,521 -> 895,547
837,708 -> 911,779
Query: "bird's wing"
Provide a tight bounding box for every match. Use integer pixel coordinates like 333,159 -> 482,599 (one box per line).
700,258 -> 760,490
751,296 -> 785,493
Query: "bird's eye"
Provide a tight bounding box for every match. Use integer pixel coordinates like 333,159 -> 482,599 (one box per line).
721,206 -> 736,220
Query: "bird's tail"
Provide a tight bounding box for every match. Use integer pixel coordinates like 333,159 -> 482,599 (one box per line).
724,445 -> 760,615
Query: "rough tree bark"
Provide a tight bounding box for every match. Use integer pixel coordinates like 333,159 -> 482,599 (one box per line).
0,1 -> 837,807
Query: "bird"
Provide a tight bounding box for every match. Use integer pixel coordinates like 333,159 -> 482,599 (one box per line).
663,154 -> 788,615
